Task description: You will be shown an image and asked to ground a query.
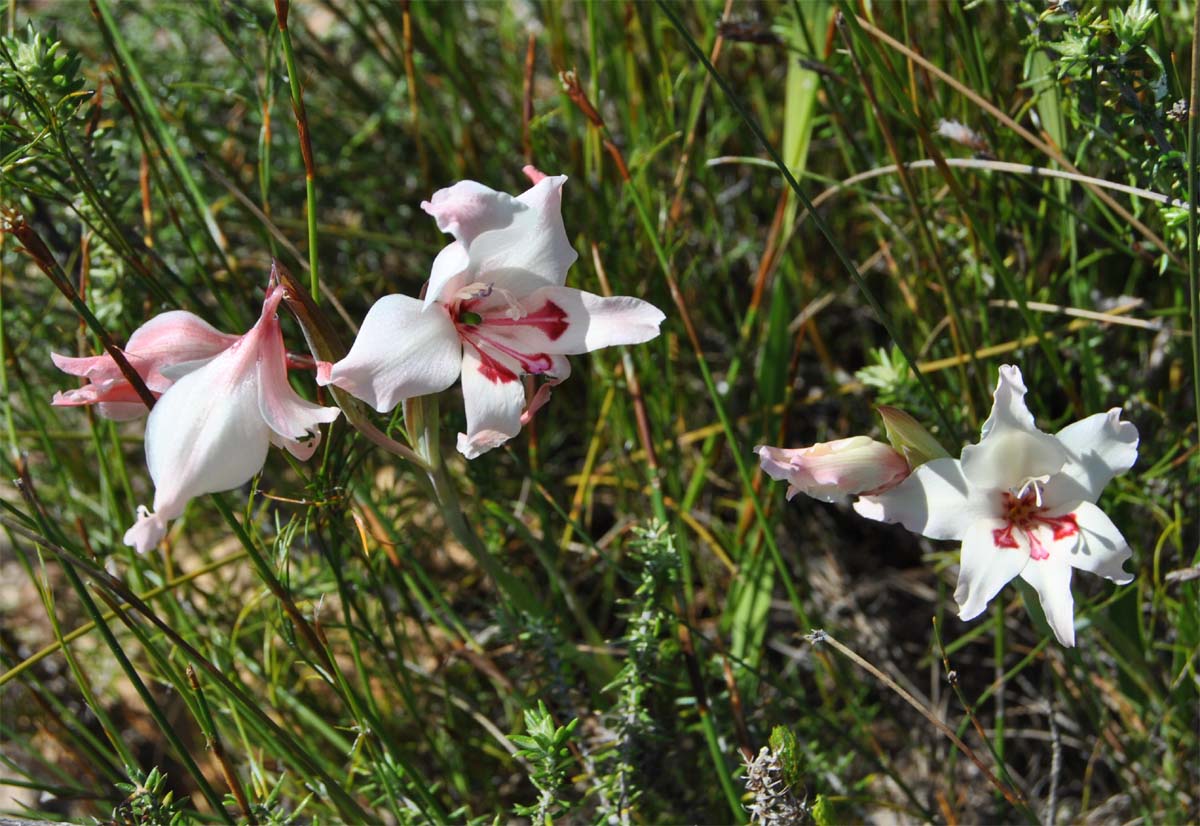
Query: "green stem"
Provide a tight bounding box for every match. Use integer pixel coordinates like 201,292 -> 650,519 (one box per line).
275,0 -> 321,303
1188,0 -> 1200,527
655,0 -> 956,441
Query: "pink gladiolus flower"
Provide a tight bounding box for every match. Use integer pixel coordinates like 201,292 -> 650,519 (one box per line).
319,167 -> 665,458
123,284 -> 340,554
755,437 -> 910,503
854,365 -> 1138,646
52,312 -> 237,420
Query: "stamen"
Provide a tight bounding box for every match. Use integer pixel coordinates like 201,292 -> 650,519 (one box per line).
1015,474 -> 1050,506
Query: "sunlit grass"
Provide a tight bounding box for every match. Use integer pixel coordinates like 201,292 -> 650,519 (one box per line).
0,1 -> 1196,823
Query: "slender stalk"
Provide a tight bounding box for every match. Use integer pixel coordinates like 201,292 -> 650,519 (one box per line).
655,0 -> 957,441
275,0 -> 321,302
1188,0 -> 1200,510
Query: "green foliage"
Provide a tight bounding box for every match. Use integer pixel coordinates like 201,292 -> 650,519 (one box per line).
0,1 -> 1195,825
510,702 -> 580,824
106,768 -> 188,826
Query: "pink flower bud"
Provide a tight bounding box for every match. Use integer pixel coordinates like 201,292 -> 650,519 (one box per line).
755,436 -> 911,504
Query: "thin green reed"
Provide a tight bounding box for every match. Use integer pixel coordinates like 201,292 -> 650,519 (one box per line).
657,0 -> 958,442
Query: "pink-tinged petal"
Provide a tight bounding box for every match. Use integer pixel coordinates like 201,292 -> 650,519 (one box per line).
522,164 -> 547,184
52,378 -> 146,410
466,175 -> 578,298
955,518 -> 1031,621
123,310 -> 237,370
256,310 -> 340,460
128,344 -> 271,553
321,295 -> 462,413
961,365 -> 1066,491
424,242 -> 472,308
1054,408 -> 1139,503
421,180 -> 519,243
1067,501 -> 1134,584
756,437 -> 910,504
456,342 -> 526,459
51,351 -> 128,381
1019,556 -> 1076,647
854,457 -> 988,540
521,382 -> 555,426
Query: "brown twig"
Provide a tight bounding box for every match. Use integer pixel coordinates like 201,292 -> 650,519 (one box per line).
6,217 -> 156,410
810,630 -> 1032,815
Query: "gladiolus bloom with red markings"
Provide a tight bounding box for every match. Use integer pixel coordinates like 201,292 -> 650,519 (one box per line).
854,365 -> 1138,646
319,167 -> 665,458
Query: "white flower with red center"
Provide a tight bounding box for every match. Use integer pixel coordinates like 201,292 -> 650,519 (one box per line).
122,282 -> 340,553
853,365 -> 1138,646
52,311 -> 238,420
319,166 -> 665,458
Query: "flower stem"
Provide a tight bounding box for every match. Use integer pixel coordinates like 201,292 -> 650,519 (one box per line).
274,0 -> 320,303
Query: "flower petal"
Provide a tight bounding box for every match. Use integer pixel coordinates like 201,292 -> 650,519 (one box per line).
1067,501 -> 1134,584
456,342 -> 526,459
321,295 -> 462,413
961,365 -> 1066,491
757,437 -> 910,504
423,241 -> 472,308
1054,408 -> 1138,503
463,175 -> 578,298
256,311 -> 340,460
129,344 -> 271,553
489,286 -> 665,355
853,457 -> 984,540
421,180 -> 520,243
955,518 -> 1031,621
1019,556 -> 1076,646
123,310 -> 237,370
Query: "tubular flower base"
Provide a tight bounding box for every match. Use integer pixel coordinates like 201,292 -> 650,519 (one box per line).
854,365 -> 1138,646
52,311 -> 237,420
122,284 -> 339,553
319,166 -> 665,458
755,437 -> 910,503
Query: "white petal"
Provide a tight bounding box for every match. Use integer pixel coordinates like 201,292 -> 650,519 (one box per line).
257,314 -> 340,460
961,365 -> 1066,490
1067,501 -> 1134,584
517,286 -> 665,354
1019,556 -> 1077,646
979,364 -> 1038,437
456,342 -> 526,459
124,506 -> 169,554
322,295 -> 462,413
423,242 -> 471,308
142,345 -> 271,524
853,457 -> 985,540
955,518 -> 1031,621
1054,408 -> 1139,503
466,175 -> 578,298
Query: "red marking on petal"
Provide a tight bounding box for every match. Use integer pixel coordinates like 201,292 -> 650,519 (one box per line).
475,347 -> 519,384
479,300 -> 569,341
1037,512 -> 1079,541
992,525 -> 1019,549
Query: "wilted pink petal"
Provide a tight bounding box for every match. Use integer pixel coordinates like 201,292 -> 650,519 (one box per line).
756,437 -> 910,504
52,310 -> 238,418
124,284 -> 339,553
